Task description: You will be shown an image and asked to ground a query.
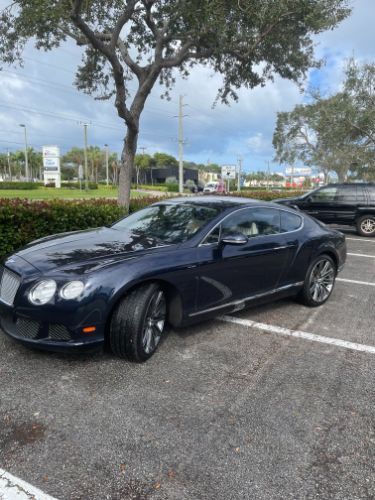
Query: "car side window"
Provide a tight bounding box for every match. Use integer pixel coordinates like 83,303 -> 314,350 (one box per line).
221,208 -> 281,238
336,185 -> 357,202
310,187 -> 338,202
280,211 -> 303,232
203,226 -> 221,244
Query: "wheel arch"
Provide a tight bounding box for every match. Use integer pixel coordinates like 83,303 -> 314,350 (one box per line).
105,278 -> 184,338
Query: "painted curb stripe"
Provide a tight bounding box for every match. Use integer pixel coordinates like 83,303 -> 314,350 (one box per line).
347,252 -> 375,258
0,469 -> 58,500
220,316 -> 375,354
336,278 -> 375,287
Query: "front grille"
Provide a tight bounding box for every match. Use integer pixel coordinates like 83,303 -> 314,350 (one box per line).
48,324 -> 71,341
15,318 -> 40,339
0,266 -> 21,306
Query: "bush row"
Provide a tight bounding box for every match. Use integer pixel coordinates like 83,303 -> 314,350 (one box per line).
0,182 -> 41,190
0,197 -> 160,258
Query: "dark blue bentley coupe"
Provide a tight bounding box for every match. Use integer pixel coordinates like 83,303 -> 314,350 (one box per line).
0,196 -> 346,362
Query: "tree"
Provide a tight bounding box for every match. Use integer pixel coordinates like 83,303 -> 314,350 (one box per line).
134,153 -> 153,185
153,152 -> 178,168
1,0 -> 350,207
273,61 -> 375,182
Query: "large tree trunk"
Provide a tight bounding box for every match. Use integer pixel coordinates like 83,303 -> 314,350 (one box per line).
118,127 -> 138,209
336,169 -> 347,183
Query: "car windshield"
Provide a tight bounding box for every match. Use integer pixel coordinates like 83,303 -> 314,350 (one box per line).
112,203 -> 221,244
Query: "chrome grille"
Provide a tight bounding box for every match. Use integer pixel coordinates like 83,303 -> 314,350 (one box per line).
0,267 -> 21,306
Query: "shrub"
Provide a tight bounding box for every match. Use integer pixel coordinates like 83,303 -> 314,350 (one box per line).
0,182 -> 39,190
62,182 -> 98,190
167,183 -> 179,192
0,197 -> 160,259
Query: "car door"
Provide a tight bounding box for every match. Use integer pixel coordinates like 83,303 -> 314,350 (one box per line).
195,207 -> 294,313
334,185 -> 364,224
299,186 -> 338,223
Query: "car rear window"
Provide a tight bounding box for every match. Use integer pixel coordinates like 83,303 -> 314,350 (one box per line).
280,211 -> 303,232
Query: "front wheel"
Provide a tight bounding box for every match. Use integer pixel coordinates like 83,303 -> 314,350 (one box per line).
356,215 -> 375,237
110,283 -> 167,362
298,255 -> 336,307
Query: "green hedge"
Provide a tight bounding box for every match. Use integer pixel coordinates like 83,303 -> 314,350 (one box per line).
0,197 -> 160,258
230,190 -> 305,201
0,182 -> 40,190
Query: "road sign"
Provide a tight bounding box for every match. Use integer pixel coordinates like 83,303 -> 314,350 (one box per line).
221,165 -> 236,179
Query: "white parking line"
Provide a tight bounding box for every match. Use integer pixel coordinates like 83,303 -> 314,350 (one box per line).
347,252 -> 375,258
220,316 -> 375,355
0,469 -> 57,500
346,237 -> 375,242
337,277 -> 375,287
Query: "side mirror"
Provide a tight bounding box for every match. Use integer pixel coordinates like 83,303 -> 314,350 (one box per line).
221,232 -> 248,245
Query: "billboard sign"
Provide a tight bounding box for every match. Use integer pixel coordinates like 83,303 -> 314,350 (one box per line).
43,145 -> 61,187
285,167 -> 312,176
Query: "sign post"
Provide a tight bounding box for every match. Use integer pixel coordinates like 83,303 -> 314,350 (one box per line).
42,146 -> 61,188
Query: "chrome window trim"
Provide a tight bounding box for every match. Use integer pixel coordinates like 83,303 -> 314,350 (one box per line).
198,206 -> 304,247
189,281 -> 304,317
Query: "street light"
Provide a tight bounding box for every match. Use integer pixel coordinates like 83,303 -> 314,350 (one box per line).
104,144 -> 109,186
19,124 -> 29,181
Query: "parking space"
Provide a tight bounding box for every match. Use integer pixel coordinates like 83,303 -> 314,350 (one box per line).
1,232 -> 375,500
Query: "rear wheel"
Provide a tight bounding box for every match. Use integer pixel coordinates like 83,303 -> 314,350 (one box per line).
110,283 -> 167,362
356,215 -> 375,237
298,255 -> 336,307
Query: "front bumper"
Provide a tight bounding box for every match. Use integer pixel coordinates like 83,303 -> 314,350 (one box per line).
0,300 -> 105,353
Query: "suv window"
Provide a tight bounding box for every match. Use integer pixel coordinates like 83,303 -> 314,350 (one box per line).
368,186 -> 375,202
280,211 -> 303,232
309,186 -> 338,202
336,185 -> 357,202
221,208 -> 280,237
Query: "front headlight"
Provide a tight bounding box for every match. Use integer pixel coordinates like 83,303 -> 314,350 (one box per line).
29,280 -> 57,305
60,281 -> 85,300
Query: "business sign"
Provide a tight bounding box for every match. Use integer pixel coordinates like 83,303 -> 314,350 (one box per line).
221,165 -> 236,179
43,145 -> 61,188
285,167 -> 312,176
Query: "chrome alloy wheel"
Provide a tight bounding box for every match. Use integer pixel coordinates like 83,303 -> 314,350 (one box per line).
360,218 -> 375,235
309,259 -> 335,303
142,290 -> 166,354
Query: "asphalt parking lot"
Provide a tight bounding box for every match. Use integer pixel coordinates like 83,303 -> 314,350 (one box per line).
1,229 -> 375,500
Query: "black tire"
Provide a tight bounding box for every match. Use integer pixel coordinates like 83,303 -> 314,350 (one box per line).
297,255 -> 336,307
356,215 -> 375,237
110,283 -> 167,362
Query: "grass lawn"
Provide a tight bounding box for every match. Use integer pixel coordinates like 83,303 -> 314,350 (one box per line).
0,186 -> 149,200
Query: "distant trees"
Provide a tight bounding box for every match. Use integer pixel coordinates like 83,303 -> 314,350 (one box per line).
273,60 -> 375,182
0,148 -> 42,180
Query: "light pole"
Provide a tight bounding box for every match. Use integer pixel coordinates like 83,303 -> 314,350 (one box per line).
19,124 -> 29,181
104,144 -> 109,186
82,123 -> 89,191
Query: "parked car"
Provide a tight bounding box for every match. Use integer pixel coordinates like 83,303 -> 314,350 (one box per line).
203,180 -> 226,194
0,197 -> 346,362
276,183 -> 375,236
184,180 -> 205,193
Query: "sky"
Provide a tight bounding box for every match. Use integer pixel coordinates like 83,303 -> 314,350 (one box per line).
0,0 -> 374,175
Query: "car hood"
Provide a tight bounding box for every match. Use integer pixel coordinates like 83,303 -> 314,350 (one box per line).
14,227 -> 169,273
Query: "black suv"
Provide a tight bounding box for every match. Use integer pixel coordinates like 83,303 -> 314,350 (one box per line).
276,183 -> 375,237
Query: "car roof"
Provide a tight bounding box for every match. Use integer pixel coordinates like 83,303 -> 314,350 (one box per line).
155,195 -> 270,209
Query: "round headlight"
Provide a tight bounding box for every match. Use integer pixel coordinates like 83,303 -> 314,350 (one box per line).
29,280 -> 57,305
60,281 -> 85,300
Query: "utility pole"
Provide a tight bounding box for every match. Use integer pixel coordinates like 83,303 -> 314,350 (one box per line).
178,95 -> 184,194
237,155 -> 243,192
19,124 -> 29,181
5,148 -> 11,180
104,144 -> 109,186
82,123 -> 89,191
267,160 -> 271,190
